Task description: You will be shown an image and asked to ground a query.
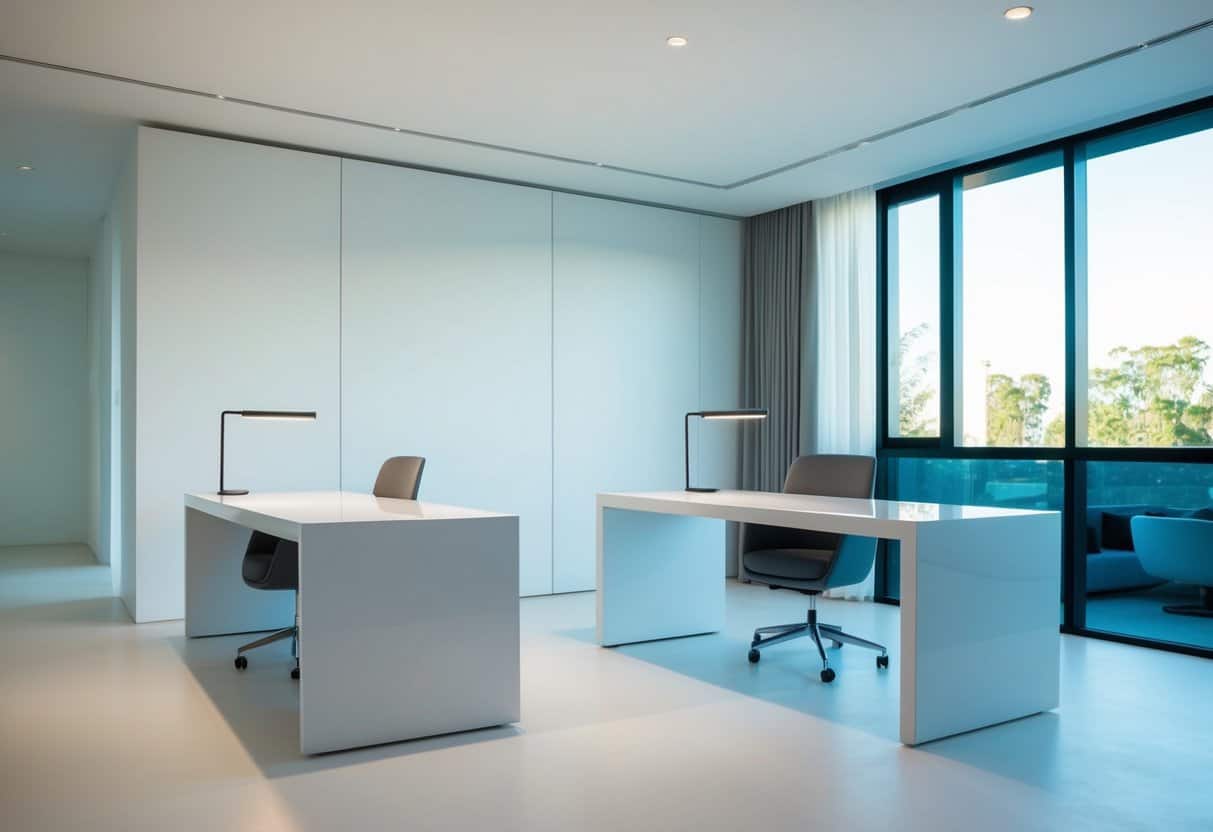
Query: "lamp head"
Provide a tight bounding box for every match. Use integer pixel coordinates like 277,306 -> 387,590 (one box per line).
692,409 -> 768,421
238,410 -> 317,421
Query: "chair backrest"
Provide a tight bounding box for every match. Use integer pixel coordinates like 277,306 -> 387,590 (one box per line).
372,456 -> 426,499
783,454 -> 875,499
742,454 -> 875,555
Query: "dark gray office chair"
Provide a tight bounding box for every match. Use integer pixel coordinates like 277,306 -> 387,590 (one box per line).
742,454 -> 887,683
233,456 -> 426,678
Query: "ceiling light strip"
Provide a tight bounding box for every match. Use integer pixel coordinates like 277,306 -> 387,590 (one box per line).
726,17 -> 1213,188
0,51 -> 723,189
0,16 -> 1209,192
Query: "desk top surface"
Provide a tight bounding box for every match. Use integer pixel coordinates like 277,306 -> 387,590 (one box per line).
599,489 -> 1055,528
186,491 -> 512,526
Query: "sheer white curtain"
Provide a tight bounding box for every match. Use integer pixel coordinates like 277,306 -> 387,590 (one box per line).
805,187 -> 878,600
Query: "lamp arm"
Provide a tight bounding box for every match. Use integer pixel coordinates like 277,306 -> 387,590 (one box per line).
685,412 -> 693,491
219,410 -> 243,494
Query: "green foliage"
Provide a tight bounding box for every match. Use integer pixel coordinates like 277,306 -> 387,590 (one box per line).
985,372 -> 1056,446
897,324 -> 937,436
978,336 -> 1213,448
1087,336 -> 1213,446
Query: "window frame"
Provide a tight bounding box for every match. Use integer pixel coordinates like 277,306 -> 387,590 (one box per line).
875,94 -> 1213,660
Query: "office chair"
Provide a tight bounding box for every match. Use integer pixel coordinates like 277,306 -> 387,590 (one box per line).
233,456 -> 426,678
742,454 -> 887,683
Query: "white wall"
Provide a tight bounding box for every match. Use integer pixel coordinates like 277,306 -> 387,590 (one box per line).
116,147 -> 137,611
131,128 -> 341,622
121,128 -> 742,618
340,161 -> 555,595
697,216 -> 745,576
87,208 -> 114,565
0,253 -> 89,546
552,194 -> 703,592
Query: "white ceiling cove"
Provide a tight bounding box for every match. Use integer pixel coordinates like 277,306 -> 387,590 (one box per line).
0,0 -> 1211,256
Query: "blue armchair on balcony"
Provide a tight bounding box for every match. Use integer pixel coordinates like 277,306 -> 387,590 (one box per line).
1130,515 -> 1213,618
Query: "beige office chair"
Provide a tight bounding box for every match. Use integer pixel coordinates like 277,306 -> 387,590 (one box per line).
742,454 -> 887,683
234,456 -> 426,678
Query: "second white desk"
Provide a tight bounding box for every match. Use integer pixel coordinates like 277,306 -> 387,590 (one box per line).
596,489 -> 1060,746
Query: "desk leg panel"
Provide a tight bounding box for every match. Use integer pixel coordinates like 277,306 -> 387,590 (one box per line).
597,507 -> 725,646
184,508 -> 295,638
298,516 -> 520,755
901,513 -> 1061,745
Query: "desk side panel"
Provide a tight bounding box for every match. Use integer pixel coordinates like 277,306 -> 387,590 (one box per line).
905,512 -> 1061,744
298,516 -> 520,754
597,507 -> 725,646
184,507 -> 295,638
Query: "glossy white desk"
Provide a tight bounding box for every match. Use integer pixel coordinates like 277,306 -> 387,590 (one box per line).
596,490 -> 1060,746
185,491 -> 520,755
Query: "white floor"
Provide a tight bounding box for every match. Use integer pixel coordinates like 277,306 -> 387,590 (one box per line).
2,544 -> 1211,832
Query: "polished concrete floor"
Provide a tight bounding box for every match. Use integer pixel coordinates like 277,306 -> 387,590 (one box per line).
2,543 -> 1211,831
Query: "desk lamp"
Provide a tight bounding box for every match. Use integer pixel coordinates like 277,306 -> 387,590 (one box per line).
218,410 -> 316,495
684,409 -> 767,492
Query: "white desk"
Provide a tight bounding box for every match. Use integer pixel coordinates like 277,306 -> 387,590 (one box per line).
185,491 -> 520,755
596,490 -> 1060,746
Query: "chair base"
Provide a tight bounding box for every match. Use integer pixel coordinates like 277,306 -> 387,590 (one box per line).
236,625 -> 297,656
1162,586 -> 1213,617
748,595 -> 887,682
234,591 -> 300,677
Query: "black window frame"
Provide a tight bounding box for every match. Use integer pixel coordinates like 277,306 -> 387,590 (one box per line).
875,94 -> 1213,660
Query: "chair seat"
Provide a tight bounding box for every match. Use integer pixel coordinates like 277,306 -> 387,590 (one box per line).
242,538 -> 299,590
743,548 -> 834,582
242,551 -> 275,584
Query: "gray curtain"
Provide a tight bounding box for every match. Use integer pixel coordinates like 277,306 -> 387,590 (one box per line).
741,202 -> 812,492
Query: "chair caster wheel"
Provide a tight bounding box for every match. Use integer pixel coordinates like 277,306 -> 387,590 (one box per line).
820,668 -> 836,683
290,666 -> 300,680
234,656 -> 248,671
877,655 -> 889,669
748,648 -> 761,664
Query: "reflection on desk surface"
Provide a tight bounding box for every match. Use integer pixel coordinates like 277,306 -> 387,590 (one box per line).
186,491 -> 512,523
598,489 -> 1057,523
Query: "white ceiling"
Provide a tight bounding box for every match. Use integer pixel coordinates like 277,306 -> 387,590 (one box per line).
1,1 -> 1211,257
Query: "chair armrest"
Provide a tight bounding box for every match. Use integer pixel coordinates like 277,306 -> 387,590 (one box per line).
826,534 -> 879,589
1131,516 -> 1213,586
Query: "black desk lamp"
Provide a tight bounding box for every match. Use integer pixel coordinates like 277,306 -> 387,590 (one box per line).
218,409 -> 317,495
684,409 -> 768,492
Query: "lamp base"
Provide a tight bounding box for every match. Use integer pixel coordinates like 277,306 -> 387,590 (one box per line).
218,488 -> 249,496
685,487 -> 719,493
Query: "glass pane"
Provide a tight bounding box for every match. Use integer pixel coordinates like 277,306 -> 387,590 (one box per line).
1084,461 -> 1213,650
881,457 -> 1063,598
1085,125 -> 1213,446
887,195 -> 940,438
960,163 -> 1065,446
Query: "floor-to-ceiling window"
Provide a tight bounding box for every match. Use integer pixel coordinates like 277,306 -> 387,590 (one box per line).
876,97 -> 1213,657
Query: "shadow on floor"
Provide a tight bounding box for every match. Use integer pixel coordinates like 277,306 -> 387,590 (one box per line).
171,634 -> 521,778
562,588 -> 1070,786
563,623 -> 905,745
914,711 -> 1064,788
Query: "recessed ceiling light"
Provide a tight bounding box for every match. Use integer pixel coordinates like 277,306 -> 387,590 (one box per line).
1004,6 -> 1033,20
666,35 -> 688,47
16,164 -> 34,171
